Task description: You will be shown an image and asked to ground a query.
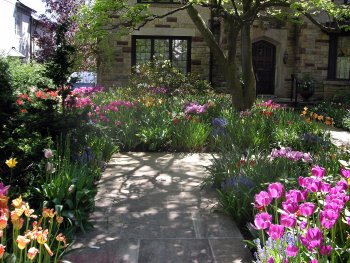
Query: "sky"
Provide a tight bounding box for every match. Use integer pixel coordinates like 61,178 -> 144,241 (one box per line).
22,0 -> 46,14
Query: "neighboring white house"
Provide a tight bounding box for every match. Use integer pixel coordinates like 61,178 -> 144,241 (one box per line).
0,0 -> 44,61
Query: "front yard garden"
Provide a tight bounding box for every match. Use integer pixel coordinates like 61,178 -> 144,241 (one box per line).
1,57 -> 350,262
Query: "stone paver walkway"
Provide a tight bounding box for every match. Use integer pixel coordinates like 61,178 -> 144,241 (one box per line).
63,152 -> 252,263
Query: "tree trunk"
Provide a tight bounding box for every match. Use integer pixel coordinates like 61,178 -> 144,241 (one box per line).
226,20 -> 245,111
241,23 -> 256,110
186,5 -> 246,111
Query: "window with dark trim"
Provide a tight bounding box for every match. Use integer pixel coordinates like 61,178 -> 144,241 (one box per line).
328,34 -> 350,80
137,0 -> 180,4
132,36 -> 191,73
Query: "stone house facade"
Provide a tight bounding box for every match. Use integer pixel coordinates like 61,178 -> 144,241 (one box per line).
98,1 -> 350,99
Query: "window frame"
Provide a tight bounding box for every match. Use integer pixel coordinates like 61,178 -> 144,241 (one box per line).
15,12 -> 23,37
328,33 -> 350,80
131,35 -> 192,73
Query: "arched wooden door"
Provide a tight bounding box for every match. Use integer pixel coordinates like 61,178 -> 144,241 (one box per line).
252,41 -> 276,95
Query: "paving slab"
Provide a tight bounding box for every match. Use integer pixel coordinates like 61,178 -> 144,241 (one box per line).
63,153 -> 252,263
138,239 -> 214,263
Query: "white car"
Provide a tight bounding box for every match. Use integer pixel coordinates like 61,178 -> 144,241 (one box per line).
70,72 -> 97,88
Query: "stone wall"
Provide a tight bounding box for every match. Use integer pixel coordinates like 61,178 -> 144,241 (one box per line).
99,4 -> 211,88
98,5 -> 350,99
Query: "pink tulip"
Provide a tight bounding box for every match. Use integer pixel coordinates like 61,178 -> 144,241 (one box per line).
299,202 -> 315,217
320,245 -> 332,255
254,212 -> 272,230
311,165 -> 326,178
320,209 -> 339,229
255,191 -> 272,207
286,245 -> 298,257
340,168 -> 350,178
320,182 -> 331,193
280,213 -> 296,228
268,182 -> 284,199
282,201 -> 299,214
267,224 -> 284,240
300,227 -> 323,251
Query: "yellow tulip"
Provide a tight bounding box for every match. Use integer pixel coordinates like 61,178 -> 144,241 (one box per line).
5,158 -> 17,168
16,235 -> 30,250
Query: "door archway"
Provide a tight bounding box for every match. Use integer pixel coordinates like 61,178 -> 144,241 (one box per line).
252,40 -> 276,95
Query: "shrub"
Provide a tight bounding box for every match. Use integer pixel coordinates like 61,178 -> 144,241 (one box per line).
129,59 -> 213,95
8,59 -> 53,92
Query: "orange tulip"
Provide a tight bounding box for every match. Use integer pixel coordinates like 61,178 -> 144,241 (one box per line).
27,247 -> 39,260
0,215 -> 7,230
0,244 -> 5,258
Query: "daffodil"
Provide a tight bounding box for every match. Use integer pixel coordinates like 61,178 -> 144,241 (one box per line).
5,158 -> 17,168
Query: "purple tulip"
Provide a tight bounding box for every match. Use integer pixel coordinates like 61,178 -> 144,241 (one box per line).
255,191 -> 272,207
285,189 -> 308,203
311,165 -> 326,178
336,180 -> 348,191
320,209 -> 339,229
268,182 -> 284,199
320,245 -> 332,255
268,257 -> 274,263
0,183 -> 10,196
309,259 -> 318,263
280,213 -> 296,228
282,201 -> 299,214
320,182 -> 331,193
254,212 -> 272,230
299,202 -> 315,217
286,245 -> 298,257
300,227 -> 323,251
340,168 -> 350,178
267,224 -> 284,240
299,177 -> 321,193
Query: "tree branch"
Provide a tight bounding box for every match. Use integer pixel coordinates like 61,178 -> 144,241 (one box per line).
134,3 -> 192,30
302,12 -> 342,33
186,4 -> 229,70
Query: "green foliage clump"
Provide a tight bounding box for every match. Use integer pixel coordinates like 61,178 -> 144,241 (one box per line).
8,58 -> 53,92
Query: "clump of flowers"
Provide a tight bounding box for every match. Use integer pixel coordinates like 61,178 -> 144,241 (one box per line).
270,147 -> 312,162
148,86 -> 169,95
211,117 -> 228,136
301,133 -> 331,149
252,164 -> 350,262
254,100 -> 284,117
71,86 -> 104,96
221,175 -> 254,192
16,87 -> 59,113
0,186 -> 68,262
184,102 -> 209,114
300,107 -> 334,126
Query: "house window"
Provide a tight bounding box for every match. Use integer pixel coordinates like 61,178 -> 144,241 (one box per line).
328,35 -> 350,80
15,12 -> 22,36
132,36 -> 191,73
